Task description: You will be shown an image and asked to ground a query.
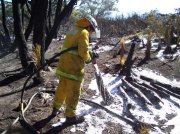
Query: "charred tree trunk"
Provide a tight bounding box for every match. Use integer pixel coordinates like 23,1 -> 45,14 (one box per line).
25,0 -> 35,41
1,0 -> 11,44
12,0 -> 35,72
45,0 -> 77,51
21,6 -> 25,31
0,31 -> 5,49
25,16 -> 33,41
53,0 -> 63,38
119,42 -> 136,80
48,0 -> 52,30
145,34 -> 151,60
25,1 -> 31,14
164,24 -> 173,54
33,0 -> 48,69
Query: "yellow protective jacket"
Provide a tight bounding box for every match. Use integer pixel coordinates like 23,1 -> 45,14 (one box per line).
56,26 -> 91,81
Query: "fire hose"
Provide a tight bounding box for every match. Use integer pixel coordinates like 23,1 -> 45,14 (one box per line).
1,45 -> 167,134
1,46 -> 110,134
2,47 -> 78,134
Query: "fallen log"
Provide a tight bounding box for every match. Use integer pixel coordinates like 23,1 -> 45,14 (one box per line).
141,82 -> 170,98
81,98 -> 174,134
140,75 -> 153,83
80,99 -> 134,126
122,79 -> 152,105
140,75 -> 180,95
119,86 -> 135,105
129,81 -> 163,105
151,83 -> 180,99
152,81 -> 180,95
117,87 -> 174,133
118,86 -> 135,115
173,87 -> 180,95
133,77 -> 162,100
94,64 -> 113,105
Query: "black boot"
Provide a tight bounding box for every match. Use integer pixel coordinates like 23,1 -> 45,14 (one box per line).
51,108 -> 62,116
65,116 -> 85,124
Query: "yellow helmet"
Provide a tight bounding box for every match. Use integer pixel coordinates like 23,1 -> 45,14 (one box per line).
85,15 -> 98,32
76,15 -> 98,32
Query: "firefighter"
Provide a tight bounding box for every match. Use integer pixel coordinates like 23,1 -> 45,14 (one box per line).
52,16 -> 98,124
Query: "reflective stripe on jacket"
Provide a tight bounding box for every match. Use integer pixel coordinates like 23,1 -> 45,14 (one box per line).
56,26 -> 91,81
56,69 -> 83,81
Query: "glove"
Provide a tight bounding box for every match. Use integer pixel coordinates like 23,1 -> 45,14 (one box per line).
90,51 -> 99,59
89,51 -> 99,64
91,58 -> 96,64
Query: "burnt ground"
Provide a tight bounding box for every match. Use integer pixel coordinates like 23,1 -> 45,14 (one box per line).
0,38 -> 180,134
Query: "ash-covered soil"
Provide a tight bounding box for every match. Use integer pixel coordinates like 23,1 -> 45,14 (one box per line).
0,37 -> 180,133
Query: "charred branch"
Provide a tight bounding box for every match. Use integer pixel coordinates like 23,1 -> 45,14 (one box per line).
151,83 -> 180,99
94,65 -> 113,105
80,99 -> 134,126
140,75 -> 152,82
140,75 -> 180,95
141,82 -> 170,98
45,0 -> 77,51
122,79 -> 152,105
152,81 -> 180,95
118,86 -> 136,115
129,80 -> 163,105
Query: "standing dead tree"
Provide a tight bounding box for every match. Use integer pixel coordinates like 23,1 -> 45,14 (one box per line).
45,0 -> 77,51
32,0 -> 48,82
12,0 -> 35,72
137,27 -> 152,67
1,0 -> 11,45
11,0 -> 77,76
145,28 -> 152,60
163,21 -> 174,54
119,41 -> 136,80
32,0 -> 48,67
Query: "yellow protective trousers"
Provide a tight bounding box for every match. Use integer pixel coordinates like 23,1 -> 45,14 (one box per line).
53,76 -> 82,117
